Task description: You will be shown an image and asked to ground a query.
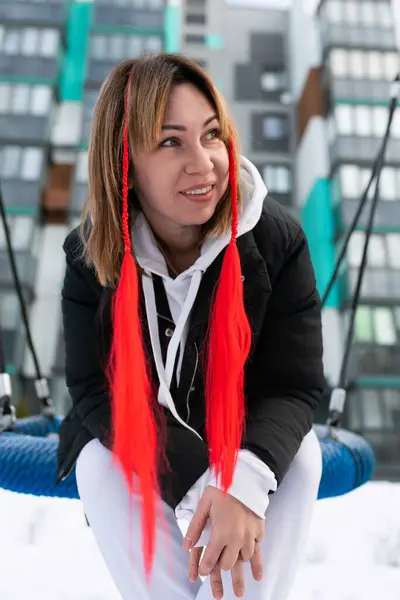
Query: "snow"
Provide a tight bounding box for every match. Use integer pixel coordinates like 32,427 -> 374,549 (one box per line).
0,482 -> 399,599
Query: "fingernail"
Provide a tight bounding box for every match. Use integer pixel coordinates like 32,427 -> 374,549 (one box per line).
183,537 -> 193,550
189,572 -> 197,583
214,588 -> 223,600
255,572 -> 263,581
236,590 -> 244,597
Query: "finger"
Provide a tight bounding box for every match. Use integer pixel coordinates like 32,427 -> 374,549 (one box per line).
184,495 -> 212,550
231,560 -> 245,598
199,540 -> 225,577
250,542 -> 263,582
209,564 -> 224,600
239,534 -> 255,563
218,542 -> 241,572
188,547 -> 203,583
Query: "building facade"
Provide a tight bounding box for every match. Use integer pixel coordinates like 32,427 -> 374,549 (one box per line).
180,0 -> 294,209
291,0 -> 400,480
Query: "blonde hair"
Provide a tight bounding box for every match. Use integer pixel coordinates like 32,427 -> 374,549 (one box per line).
81,53 -> 242,287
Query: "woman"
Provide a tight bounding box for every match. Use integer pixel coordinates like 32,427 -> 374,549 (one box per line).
57,53 -> 324,600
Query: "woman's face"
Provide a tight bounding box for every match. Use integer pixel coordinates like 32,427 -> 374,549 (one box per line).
133,83 -> 229,232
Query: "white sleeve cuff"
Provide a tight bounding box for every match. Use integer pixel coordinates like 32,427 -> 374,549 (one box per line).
174,469 -> 212,547
174,450 -> 277,548
208,449 -> 277,519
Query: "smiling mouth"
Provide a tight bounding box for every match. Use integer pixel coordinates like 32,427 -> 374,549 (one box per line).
180,185 -> 214,198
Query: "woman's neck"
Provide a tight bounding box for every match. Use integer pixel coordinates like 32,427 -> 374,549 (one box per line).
147,217 -> 202,276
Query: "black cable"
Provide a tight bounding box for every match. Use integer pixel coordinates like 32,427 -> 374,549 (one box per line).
0,184 -> 53,414
321,150 -> 381,308
0,321 -> 6,374
327,76 -> 399,428
322,81 -> 399,309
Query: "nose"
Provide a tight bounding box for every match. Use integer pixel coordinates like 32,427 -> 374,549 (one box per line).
184,144 -> 214,176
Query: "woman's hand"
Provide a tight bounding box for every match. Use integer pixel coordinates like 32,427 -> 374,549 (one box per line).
189,543 -> 263,599
184,486 -> 264,595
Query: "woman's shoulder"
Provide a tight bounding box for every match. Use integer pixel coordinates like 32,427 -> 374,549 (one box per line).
252,195 -> 304,263
63,225 -> 83,261
62,225 -> 102,296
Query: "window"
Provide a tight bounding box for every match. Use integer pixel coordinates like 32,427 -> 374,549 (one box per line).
343,1 -> 359,24
354,306 -> 398,346
371,106 -> 387,137
186,14 -> 206,25
360,1 -> 376,27
262,116 -> 286,140
354,105 -> 372,136
368,236 -> 386,268
0,146 -> 44,181
340,165 -> 359,197
335,105 -> 353,135
387,234 -> 400,269
76,152 -> 88,184
0,84 -> 52,116
144,36 -> 162,52
383,53 -> 399,81
0,26 -> 59,58
374,308 -> 396,345
0,294 -> 20,331
89,34 -> 153,60
184,34 -> 205,44
349,50 -> 365,79
355,306 -> 374,342
377,2 -> 393,28
260,70 -> 287,92
367,52 -> 383,80
362,389 -> 383,428
325,0 -> 343,23
391,111 -> 400,139
21,148 -> 43,181
380,167 -> 397,201
262,165 -> 291,194
0,216 -> 34,252
329,49 -> 348,77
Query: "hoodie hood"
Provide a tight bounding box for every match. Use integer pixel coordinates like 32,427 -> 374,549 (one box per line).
131,157 -> 267,435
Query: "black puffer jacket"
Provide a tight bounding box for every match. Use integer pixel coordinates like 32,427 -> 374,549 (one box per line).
56,195 -> 324,508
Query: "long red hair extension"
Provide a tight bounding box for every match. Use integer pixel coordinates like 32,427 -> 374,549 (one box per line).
108,75 -> 159,578
205,138 -> 252,492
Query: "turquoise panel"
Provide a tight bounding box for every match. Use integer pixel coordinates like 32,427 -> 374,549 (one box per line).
164,4 -> 181,53
206,34 -> 223,50
357,377 -> 400,388
60,1 -> 93,101
301,178 -> 340,308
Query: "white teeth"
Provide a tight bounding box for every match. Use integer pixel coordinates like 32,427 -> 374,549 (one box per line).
183,185 -> 212,195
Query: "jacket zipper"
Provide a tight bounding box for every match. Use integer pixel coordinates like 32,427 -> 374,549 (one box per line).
185,342 -> 198,423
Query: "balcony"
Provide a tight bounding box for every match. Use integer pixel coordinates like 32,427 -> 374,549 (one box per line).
85,31 -> 163,89
318,0 -> 397,53
0,0 -> 67,27
331,135 -> 400,167
92,0 -> 164,29
0,144 -> 46,214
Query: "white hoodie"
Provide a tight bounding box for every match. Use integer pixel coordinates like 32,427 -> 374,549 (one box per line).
132,156 -> 277,546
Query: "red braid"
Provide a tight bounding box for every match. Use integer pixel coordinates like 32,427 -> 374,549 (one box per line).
110,74 -> 250,577
205,138 -> 252,491
109,75 -> 158,578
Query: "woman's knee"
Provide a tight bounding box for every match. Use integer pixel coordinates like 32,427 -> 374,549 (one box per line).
284,429 -> 322,496
76,438 -> 115,500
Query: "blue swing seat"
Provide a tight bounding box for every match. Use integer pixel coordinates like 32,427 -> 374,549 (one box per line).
0,416 -> 375,500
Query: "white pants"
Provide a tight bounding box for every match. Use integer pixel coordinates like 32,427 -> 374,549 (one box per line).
76,429 -> 322,600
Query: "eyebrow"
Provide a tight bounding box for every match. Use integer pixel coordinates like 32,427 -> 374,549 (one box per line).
161,115 -> 218,131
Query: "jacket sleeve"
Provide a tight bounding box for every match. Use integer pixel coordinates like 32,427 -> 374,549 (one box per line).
62,246 -> 112,445
62,242 -> 210,508
243,227 -> 325,487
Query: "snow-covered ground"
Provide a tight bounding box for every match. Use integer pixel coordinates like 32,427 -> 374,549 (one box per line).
0,482 -> 399,599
